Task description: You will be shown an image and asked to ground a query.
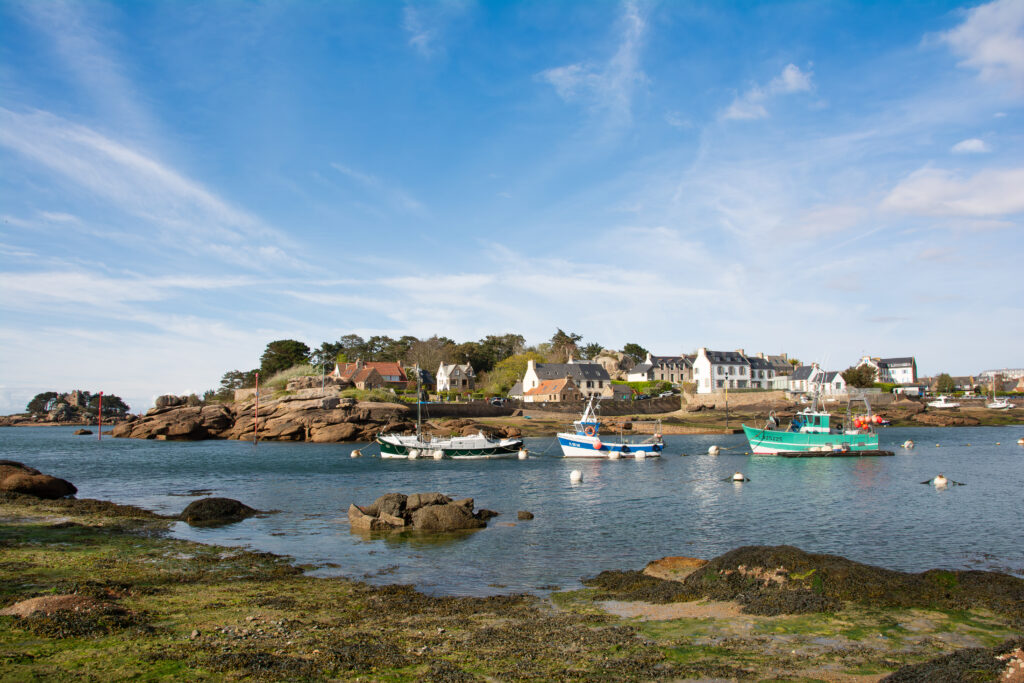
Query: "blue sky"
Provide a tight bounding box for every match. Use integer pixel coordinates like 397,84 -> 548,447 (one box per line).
1,0 -> 1022,413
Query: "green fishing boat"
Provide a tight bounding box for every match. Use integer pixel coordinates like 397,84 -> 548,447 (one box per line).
742,392 -> 880,455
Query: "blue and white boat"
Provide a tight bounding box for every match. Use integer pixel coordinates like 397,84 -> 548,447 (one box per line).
557,397 -> 664,459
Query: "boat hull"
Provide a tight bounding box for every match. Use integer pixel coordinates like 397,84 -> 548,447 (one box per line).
557,433 -> 662,459
742,425 -> 879,455
377,435 -> 522,459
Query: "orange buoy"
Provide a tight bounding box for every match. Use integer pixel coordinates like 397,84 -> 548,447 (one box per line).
593,440 -> 603,450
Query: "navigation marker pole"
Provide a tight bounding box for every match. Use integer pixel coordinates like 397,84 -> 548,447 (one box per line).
254,373 -> 260,446
98,391 -> 103,441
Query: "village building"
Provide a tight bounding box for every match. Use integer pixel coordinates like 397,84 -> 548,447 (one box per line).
523,377 -> 582,403
755,352 -> 795,376
521,358 -> 612,400
858,356 -> 918,384
436,362 -> 475,392
626,353 -> 693,384
331,360 -> 407,388
350,367 -> 384,390
788,364 -> 825,394
692,348 -> 752,393
822,370 -> 847,396
508,381 -> 524,400
747,356 -> 777,389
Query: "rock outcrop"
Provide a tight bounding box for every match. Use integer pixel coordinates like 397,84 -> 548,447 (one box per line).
348,492 -> 493,532
0,460 -> 77,499
112,391 -> 417,444
179,497 -> 259,526
912,412 -> 980,427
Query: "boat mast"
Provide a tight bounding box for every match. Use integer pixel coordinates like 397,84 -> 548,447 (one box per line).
416,364 -> 422,441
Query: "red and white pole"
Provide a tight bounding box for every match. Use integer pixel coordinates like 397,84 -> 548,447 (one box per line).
253,373 -> 259,445
98,391 -> 103,441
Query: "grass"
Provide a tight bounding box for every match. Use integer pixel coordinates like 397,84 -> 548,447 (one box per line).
263,364 -> 318,391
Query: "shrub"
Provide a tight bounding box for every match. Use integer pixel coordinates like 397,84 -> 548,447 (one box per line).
264,364 -> 318,391
340,388 -> 404,403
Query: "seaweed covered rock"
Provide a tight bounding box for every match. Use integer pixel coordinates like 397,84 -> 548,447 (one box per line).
0,460 -> 77,499
179,497 -> 258,526
410,503 -> 485,531
881,637 -> 1024,682
582,545 -> 1024,620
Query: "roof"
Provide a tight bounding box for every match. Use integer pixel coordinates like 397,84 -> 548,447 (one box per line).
630,363 -> 653,374
336,361 -> 406,381
824,371 -> 842,382
879,357 -> 915,367
351,367 -> 382,384
791,366 -> 816,381
534,362 -> 610,382
650,355 -> 684,366
508,381 -> 524,396
747,356 -> 772,370
524,377 -> 574,396
437,362 -> 474,377
704,350 -> 750,365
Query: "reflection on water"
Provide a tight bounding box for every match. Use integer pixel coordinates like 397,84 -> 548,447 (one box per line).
2,424 -> 1023,596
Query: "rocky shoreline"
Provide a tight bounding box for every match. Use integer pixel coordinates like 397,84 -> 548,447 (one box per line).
1,488 -> 1022,681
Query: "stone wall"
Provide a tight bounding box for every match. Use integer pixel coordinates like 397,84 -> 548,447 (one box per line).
520,396 -> 682,416
418,403 -> 517,418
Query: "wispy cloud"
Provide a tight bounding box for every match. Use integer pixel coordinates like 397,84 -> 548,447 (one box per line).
722,63 -> 813,121
882,166 -> 1024,216
402,1 -> 469,58
330,162 -> 426,215
0,108 -> 299,269
941,0 -> 1024,90
951,137 -> 990,153
537,0 -> 647,126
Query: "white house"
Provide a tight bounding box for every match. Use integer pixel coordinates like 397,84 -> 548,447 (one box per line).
858,356 -> 917,384
822,371 -> 847,396
436,363 -> 475,392
788,364 -> 825,394
692,348 -> 752,394
522,358 -> 611,400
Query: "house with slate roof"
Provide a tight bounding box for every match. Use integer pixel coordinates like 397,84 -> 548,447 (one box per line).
331,360 -> 407,388
523,377 -> 582,403
788,364 -> 827,394
436,363 -> 475,392
822,370 -> 847,396
858,356 -> 917,385
747,355 -> 777,389
692,348 -> 752,393
522,358 -> 612,400
755,352 -> 795,376
627,352 -> 693,384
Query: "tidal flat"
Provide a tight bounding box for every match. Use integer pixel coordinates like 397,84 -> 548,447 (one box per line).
2,493 -> 1021,682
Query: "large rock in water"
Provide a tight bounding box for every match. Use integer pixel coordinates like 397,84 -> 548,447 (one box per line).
348,492 -> 490,532
179,497 -> 258,526
411,503 -> 485,531
0,460 -> 77,499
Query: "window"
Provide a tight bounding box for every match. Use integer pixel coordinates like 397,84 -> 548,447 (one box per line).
717,366 -> 723,376
716,380 -> 724,388
729,366 -> 735,375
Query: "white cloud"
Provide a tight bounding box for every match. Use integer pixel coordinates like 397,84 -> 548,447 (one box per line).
0,108 -> 298,269
402,1 -> 469,58
941,0 -> 1024,89
882,166 -> 1024,216
950,138 -> 991,153
722,63 -> 813,121
537,0 -> 647,126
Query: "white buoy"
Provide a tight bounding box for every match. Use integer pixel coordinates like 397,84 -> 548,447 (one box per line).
708,445 -> 720,455
350,449 -> 362,458
1018,438 -> 1024,445
408,449 -> 420,460
635,450 -> 646,460
569,469 -> 582,484
607,449 -> 620,460
902,440 -> 915,449
933,474 -> 948,488
732,471 -> 745,482
518,448 -> 528,460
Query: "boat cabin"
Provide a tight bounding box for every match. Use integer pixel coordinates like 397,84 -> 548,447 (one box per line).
792,410 -> 831,433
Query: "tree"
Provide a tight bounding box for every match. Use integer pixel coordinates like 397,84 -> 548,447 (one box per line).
310,341 -> 343,369
485,351 -> 547,394
622,343 -> 649,363
87,393 -> 130,417
935,373 -> 955,393
841,365 -> 877,388
405,336 -> 456,372
579,342 -> 603,360
336,334 -> 368,360
260,340 -> 311,376
26,391 -> 59,416
550,329 -> 583,362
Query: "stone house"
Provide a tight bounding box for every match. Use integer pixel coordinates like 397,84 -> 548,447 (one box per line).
350,367 -> 384,390
523,377 -> 581,403
331,360 -> 407,388
755,352 -> 795,376
436,363 -> 475,392
627,353 -> 693,384
747,356 -> 777,389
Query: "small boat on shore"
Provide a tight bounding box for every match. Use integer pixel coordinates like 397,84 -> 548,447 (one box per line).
742,388 -> 880,455
927,395 -> 960,409
557,397 -> 664,459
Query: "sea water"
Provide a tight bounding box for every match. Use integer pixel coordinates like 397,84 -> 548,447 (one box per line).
3,425 -> 1022,596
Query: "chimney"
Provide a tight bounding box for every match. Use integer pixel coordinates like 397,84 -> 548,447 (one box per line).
736,348 -> 745,356
645,352 -> 652,363
781,352 -> 787,360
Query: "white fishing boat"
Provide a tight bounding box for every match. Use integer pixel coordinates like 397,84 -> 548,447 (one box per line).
376,366 -> 522,459
556,396 -> 664,459
927,395 -> 960,409
987,397 -> 1014,410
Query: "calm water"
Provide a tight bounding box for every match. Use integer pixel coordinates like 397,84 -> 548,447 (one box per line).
3,425 -> 1023,596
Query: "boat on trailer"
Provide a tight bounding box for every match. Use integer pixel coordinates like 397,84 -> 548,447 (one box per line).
376,366 -> 523,459
557,396 -> 664,459
742,389 -> 882,456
